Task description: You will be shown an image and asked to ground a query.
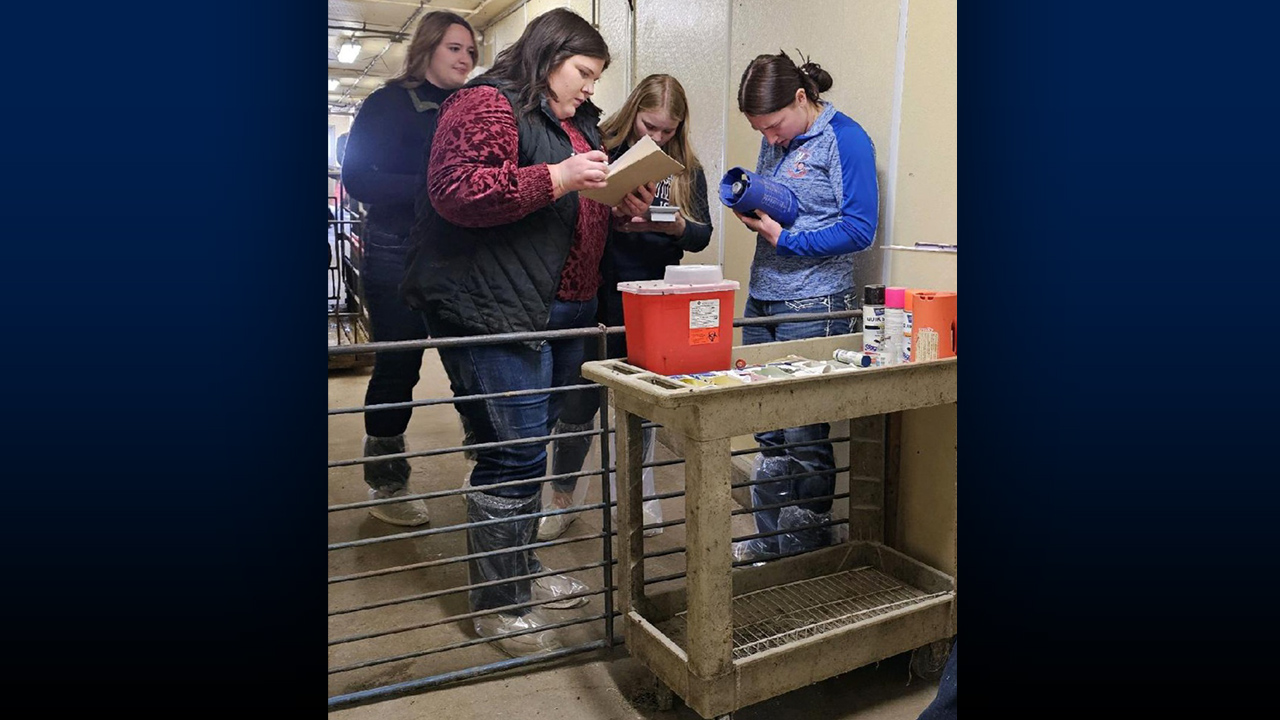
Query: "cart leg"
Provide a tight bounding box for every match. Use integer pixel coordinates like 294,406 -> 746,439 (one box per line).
652,675 -> 676,711
910,638 -> 953,681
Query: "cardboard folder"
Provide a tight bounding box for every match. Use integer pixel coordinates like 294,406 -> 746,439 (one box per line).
579,135 -> 685,206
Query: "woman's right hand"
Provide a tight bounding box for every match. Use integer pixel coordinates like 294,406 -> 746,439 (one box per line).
549,151 -> 610,198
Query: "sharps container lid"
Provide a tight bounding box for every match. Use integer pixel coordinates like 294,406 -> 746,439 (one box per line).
664,264 -> 723,285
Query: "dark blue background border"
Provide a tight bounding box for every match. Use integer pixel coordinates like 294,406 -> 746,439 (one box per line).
3,3 -> 320,712
2,1 -> 1276,714
961,1 -> 1278,713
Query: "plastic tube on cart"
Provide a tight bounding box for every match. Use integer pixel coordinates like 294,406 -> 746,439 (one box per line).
862,284 -> 886,355
718,167 -> 800,227
884,287 -> 906,366
833,349 -> 875,367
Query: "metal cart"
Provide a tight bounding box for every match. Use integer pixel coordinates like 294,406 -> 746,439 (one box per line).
581,335 -> 957,719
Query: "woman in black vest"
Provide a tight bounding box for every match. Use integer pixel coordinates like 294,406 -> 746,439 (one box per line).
341,12 -> 476,527
403,8 -> 651,657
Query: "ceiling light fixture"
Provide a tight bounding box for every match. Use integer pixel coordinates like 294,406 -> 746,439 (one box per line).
328,78 -> 340,92
337,40 -> 361,64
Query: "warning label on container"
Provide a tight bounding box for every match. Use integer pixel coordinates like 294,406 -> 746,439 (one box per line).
690,328 -> 719,345
689,299 -> 720,345
689,299 -> 720,329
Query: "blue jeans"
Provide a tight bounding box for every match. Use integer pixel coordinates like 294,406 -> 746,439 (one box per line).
552,289 -> 626,493
435,298 -> 599,499
742,290 -> 855,554
360,226 -> 429,437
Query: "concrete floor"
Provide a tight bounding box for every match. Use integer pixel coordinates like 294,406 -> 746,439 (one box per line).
328,350 -> 940,718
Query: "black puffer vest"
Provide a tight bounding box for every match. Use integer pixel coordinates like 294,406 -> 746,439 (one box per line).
400,81 -> 603,339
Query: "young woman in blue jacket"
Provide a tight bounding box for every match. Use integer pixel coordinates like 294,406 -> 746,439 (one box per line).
731,51 -> 879,561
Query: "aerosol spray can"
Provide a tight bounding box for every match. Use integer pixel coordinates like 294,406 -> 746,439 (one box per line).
884,288 -> 906,366
862,285 -> 886,356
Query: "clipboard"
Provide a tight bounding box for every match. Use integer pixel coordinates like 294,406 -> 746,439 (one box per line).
579,135 -> 684,206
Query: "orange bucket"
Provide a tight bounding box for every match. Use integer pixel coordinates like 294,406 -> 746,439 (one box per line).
910,291 -> 957,360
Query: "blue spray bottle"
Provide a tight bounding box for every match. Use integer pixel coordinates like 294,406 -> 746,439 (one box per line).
719,167 -> 800,227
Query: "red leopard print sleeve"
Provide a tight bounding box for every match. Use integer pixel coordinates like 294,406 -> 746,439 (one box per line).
427,86 -> 553,227
427,85 -> 609,302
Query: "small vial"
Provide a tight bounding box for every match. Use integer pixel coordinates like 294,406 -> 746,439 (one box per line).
833,349 -> 874,367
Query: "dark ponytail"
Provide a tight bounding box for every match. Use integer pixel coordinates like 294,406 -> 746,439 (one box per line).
737,50 -> 834,115
799,61 -> 833,94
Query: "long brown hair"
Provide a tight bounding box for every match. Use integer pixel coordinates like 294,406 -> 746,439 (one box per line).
600,74 -> 706,224
476,8 -> 610,116
388,11 -> 476,89
737,50 -> 833,115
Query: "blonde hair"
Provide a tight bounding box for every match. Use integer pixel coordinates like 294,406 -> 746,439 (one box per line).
388,11 -> 476,89
599,74 -> 706,224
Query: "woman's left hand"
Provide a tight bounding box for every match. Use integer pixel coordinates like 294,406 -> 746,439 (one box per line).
617,214 -> 685,237
734,210 -> 782,247
612,182 -> 656,219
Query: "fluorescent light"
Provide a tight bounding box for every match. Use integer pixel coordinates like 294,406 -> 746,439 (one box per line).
337,40 -> 361,64
328,78 -> 340,92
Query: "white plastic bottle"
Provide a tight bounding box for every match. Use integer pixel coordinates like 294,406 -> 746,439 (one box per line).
884,288 -> 905,366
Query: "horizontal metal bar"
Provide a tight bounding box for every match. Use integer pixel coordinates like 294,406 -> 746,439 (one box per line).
328,382 -> 601,415
640,520 -> 854,585
731,541 -> 852,568
328,503 -> 607,551
731,492 -> 850,517
329,533 -> 605,584
329,433 -> 855,494
330,456 -> 682,500
730,465 -> 856,491
331,471 -> 601,513
329,587 -> 612,646
329,560 -> 609,617
641,545 -> 686,561
328,325 -> 624,357
327,423 -> 665,469
328,612 -> 615,675
329,309 -> 860,358
644,570 -> 686,585
329,432 -> 575,469
327,639 -> 611,711
729,435 -> 853,457
733,309 -> 861,327
731,517 -> 849,545
629,492 -> 850,534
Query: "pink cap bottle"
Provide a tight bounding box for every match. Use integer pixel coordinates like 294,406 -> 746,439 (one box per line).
886,287 -> 906,309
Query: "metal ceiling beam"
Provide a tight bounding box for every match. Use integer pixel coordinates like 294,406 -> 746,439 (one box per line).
357,0 -> 479,13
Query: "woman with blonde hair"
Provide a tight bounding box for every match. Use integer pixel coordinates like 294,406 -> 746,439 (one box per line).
341,11 -> 477,527
538,74 -> 713,541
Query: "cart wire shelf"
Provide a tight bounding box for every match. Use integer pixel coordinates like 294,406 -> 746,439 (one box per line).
658,566 -> 950,661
